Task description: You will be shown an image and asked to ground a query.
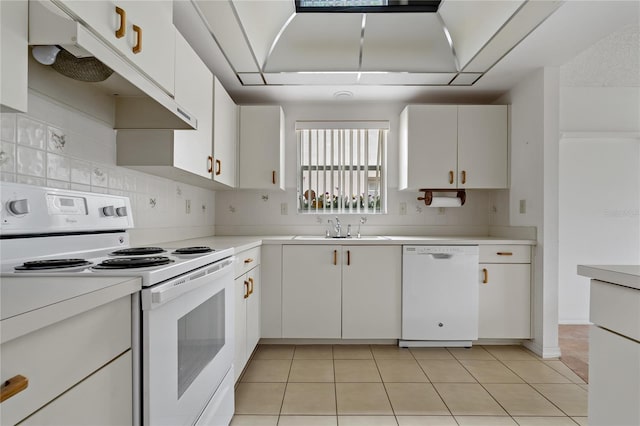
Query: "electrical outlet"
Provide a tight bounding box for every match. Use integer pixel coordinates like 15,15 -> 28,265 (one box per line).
280,202 -> 288,215
185,199 -> 191,214
399,202 -> 407,215
519,199 -> 526,214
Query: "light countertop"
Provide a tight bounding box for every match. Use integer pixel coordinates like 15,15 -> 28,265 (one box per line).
577,265 -> 640,290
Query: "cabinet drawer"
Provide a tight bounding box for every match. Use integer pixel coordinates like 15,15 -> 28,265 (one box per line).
1,296 -> 131,425
235,247 -> 261,278
590,280 -> 640,341
19,351 -> 132,426
480,245 -> 531,263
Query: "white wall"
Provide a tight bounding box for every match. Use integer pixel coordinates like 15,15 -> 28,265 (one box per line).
214,102 -> 497,236
0,60 -> 216,246
558,24 -> 640,324
495,67 -> 561,358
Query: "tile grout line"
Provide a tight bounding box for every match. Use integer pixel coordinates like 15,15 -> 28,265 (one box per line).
412,347 -> 460,424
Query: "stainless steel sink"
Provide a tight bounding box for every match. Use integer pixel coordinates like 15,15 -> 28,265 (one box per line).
293,235 -> 389,241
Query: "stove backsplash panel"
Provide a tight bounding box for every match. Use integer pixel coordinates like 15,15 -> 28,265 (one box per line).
0,92 -> 215,243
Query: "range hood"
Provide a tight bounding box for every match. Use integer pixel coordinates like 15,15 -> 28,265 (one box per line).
183,0 -> 563,87
29,0 -> 196,130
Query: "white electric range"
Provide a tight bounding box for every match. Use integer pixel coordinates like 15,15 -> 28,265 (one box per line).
0,182 -> 235,426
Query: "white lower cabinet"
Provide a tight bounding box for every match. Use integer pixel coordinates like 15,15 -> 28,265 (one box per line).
234,249 -> 261,381
282,245 -> 401,339
0,296 -> 132,425
478,245 -> 532,339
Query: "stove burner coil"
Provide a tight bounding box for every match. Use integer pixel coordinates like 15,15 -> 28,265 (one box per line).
172,246 -> 214,255
94,256 -> 174,269
15,259 -> 93,270
110,247 -> 166,256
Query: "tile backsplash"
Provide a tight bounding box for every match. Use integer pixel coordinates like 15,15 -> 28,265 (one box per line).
0,92 -> 215,241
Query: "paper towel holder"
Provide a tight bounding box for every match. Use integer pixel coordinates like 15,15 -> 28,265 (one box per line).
417,189 -> 466,206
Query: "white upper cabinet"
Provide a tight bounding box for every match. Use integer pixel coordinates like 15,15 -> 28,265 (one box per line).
54,0 -> 175,95
1,0 -> 28,113
212,77 -> 238,188
399,104 -> 508,190
239,106 -> 285,190
116,31 -> 214,186
457,105 -> 508,189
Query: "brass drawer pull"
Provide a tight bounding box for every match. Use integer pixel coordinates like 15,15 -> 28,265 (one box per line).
448,170 -> 454,185
497,252 -> 513,256
244,258 -> 254,264
215,159 -> 222,176
333,250 -> 337,266
207,156 -> 213,173
482,268 -> 488,284
132,25 -> 142,54
115,7 -> 126,38
243,281 -> 249,299
1,375 -> 28,402
248,277 -> 254,295
347,250 -> 351,266
461,170 -> 467,184
272,171 -> 276,185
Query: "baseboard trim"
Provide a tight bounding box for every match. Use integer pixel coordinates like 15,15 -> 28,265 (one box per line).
559,320 -> 593,325
259,338 -> 398,345
523,340 -> 562,359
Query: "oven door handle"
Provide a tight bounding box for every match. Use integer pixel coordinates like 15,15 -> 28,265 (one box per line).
142,257 -> 234,310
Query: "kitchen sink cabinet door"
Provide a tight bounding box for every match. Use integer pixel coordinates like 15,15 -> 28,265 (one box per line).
239,106 -> 285,190
478,263 -> 531,338
56,0 -> 175,95
245,267 -> 261,358
457,105 -> 508,189
399,105 -> 458,190
212,77 -> 237,188
282,245 -> 342,338
342,246 -> 402,339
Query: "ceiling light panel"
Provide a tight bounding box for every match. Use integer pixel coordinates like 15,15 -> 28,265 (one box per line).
439,0 -> 524,70
361,13 -> 457,72
264,13 -> 363,72
264,72 -> 360,85
358,72 -> 457,85
195,0 -> 260,72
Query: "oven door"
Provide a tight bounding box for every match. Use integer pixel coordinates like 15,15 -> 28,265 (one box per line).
141,257 -> 234,426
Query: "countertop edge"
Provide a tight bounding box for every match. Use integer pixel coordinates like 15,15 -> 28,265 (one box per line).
577,265 -> 640,290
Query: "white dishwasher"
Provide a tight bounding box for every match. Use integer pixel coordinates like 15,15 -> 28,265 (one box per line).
400,245 -> 479,347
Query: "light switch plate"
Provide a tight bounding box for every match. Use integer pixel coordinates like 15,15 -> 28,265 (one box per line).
519,199 -> 526,214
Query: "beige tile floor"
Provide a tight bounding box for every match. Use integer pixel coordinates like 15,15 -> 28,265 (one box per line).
232,345 -> 587,426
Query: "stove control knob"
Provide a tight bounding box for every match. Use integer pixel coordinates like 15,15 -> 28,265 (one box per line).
116,206 -> 128,217
102,205 -> 116,217
7,199 -> 30,215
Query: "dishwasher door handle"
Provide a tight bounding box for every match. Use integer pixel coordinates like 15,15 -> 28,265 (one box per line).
430,253 -> 453,259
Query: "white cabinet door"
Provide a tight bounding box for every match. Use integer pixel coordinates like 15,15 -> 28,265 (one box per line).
282,245 -> 342,338
234,276 -> 248,382
172,31 -> 213,179
246,267 -> 261,355
1,0 -> 27,112
399,105 -> 458,190
239,106 -> 285,190
458,105 -> 508,189
58,0 -> 175,95
212,77 -> 237,187
478,263 -> 531,339
261,245 -> 283,338
342,246 -> 402,339
19,351 -> 132,426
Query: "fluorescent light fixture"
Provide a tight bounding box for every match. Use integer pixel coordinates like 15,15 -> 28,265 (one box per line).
295,0 -> 441,13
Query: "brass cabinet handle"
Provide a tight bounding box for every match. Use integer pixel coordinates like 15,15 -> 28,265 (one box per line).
497,252 -> 513,256
207,156 -> 213,174
333,250 -> 337,266
448,170 -> 454,185
1,375 -> 28,402
115,7 -> 126,38
347,250 -> 351,266
244,258 -> 254,264
461,170 -> 467,185
215,159 -> 222,176
132,25 -> 142,54
248,277 -> 254,295
272,170 -> 276,185
243,280 -> 249,299
482,268 -> 488,284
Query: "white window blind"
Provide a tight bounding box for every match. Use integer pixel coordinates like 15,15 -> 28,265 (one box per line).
297,125 -> 387,214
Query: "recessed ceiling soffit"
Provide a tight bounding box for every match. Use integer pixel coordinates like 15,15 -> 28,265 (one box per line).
192,0 -> 564,87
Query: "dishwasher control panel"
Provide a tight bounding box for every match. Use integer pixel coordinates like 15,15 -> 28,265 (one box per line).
404,245 -> 478,255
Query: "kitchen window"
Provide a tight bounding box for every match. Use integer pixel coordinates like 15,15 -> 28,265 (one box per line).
296,121 -> 388,214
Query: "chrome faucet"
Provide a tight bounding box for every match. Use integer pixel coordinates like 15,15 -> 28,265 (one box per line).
357,216 -> 366,239
334,217 -> 342,237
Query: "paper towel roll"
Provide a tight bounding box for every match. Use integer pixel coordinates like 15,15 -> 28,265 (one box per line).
428,196 -> 462,207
